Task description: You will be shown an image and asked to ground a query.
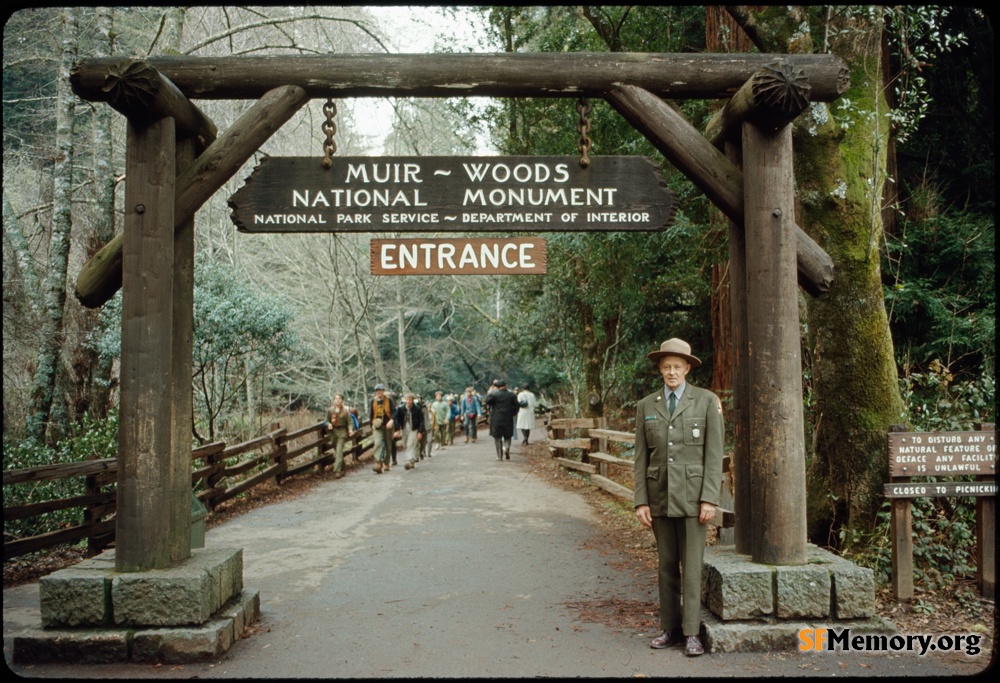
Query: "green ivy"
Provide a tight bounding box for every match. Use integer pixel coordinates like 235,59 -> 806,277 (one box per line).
3,410 -> 119,540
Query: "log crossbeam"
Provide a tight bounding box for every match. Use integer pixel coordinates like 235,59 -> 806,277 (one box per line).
605,84 -> 834,296
70,52 -> 849,102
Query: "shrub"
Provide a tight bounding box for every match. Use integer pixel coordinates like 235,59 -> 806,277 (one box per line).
841,364 -> 992,589
3,410 -> 119,541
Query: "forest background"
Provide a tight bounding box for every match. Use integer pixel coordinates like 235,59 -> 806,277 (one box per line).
2,6 -> 994,604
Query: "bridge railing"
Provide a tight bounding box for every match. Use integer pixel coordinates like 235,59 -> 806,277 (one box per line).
2,418 -> 378,561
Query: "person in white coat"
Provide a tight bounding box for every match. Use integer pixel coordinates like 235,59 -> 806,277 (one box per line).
516,384 -> 537,445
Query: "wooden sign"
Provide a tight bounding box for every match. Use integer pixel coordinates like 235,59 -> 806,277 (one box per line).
229,156 -> 675,233
887,430 -> 995,477
884,480 -> 996,498
371,238 -> 546,275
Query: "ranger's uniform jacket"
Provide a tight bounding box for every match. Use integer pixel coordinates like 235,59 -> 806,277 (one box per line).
633,383 -> 724,518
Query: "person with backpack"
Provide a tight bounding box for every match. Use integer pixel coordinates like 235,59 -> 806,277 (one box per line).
460,386 -> 482,443
368,383 -> 396,474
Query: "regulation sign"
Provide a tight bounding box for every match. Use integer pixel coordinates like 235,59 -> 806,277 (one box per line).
883,481 -> 996,498
371,238 -> 546,276
887,430 -> 995,477
229,156 -> 675,233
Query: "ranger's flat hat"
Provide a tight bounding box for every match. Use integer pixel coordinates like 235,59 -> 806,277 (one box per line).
646,338 -> 702,367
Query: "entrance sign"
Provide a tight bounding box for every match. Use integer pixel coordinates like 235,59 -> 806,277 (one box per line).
229,156 -> 675,233
887,430 -> 995,476
371,238 -> 546,275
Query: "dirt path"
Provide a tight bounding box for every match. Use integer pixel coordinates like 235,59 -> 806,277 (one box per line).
4,435 -> 991,677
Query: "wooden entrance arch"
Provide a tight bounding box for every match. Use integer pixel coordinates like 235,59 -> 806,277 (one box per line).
70,52 -> 846,572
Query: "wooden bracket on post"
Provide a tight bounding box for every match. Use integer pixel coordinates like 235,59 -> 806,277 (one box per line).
705,61 -> 812,148
604,84 -> 834,297
72,60 -> 218,150
74,84 -> 311,309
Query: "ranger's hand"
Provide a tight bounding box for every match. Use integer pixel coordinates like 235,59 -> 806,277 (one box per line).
635,504 -> 652,528
699,502 -> 716,525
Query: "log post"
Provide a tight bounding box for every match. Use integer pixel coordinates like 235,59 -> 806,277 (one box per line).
604,85 -> 834,297
888,425 -> 914,600
75,85 -> 310,308
726,140 -> 753,555
975,422 -> 995,600
115,116 -> 176,572
743,121 -> 807,566
169,137 -> 196,564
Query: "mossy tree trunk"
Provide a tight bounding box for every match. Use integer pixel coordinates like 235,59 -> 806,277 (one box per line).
729,6 -> 905,541
25,8 -> 79,444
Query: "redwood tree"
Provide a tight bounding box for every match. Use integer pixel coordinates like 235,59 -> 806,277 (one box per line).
726,6 -> 905,540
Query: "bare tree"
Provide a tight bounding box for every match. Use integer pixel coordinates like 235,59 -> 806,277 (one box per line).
24,8 -> 79,444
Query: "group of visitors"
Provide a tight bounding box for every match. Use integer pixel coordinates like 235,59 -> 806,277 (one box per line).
322,380 -> 538,475
320,336 -> 720,657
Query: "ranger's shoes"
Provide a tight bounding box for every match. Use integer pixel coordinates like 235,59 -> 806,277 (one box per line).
649,630 -> 680,649
685,635 -> 705,656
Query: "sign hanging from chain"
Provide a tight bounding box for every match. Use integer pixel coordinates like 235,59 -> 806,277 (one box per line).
228,156 -> 675,233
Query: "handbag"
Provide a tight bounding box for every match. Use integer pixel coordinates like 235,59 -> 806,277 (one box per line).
372,417 -> 384,429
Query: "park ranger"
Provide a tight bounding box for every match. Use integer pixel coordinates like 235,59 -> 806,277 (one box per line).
634,338 -> 723,656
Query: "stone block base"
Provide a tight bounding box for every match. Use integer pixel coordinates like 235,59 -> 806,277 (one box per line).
13,547 -> 258,664
13,588 -> 259,664
39,547 -> 243,628
704,544 -> 877,621
700,543 -> 887,652
702,610 -> 896,653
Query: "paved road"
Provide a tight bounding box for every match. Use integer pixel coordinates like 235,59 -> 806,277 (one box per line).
4,436 -> 991,678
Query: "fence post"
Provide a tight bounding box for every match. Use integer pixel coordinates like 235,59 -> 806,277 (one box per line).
84,473 -> 102,556
271,425 -> 288,485
888,424 -> 914,601
975,422 -> 995,600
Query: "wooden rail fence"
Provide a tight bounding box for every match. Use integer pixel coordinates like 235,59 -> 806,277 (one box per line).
546,417 -> 735,531
3,419 -> 380,561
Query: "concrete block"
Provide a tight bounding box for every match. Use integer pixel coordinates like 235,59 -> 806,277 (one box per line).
830,561 -> 876,619
702,546 -> 774,620
219,588 -> 261,641
703,612 -> 897,653
108,547 -> 244,627
12,628 -> 129,664
703,617 -> 806,653
39,568 -> 112,627
131,619 -> 234,663
112,569 -> 213,627
774,564 -> 831,619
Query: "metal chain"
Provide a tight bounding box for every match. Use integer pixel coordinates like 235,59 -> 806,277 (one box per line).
321,99 -> 338,169
576,97 -> 592,168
